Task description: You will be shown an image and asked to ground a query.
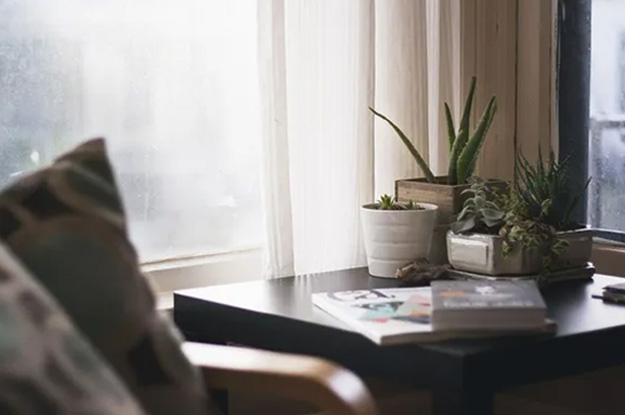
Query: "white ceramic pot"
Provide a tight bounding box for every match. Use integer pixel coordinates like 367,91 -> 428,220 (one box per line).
360,203 -> 439,278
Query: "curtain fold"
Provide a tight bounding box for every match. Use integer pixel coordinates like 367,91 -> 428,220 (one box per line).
258,0 -> 295,278
259,0 -> 375,277
374,1 -> 430,196
258,0 -> 491,278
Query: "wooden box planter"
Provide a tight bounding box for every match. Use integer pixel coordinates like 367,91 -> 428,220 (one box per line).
395,176 -> 507,264
395,177 -> 469,224
395,176 -> 508,224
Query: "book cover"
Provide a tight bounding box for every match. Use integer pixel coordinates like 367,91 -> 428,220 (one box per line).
430,280 -> 547,331
604,281 -> 625,294
431,280 -> 546,311
312,286 -> 552,346
312,287 -> 435,345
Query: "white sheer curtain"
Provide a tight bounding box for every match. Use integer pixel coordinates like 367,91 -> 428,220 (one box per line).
259,0 -> 460,278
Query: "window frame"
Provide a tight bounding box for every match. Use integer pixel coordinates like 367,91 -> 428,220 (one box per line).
557,0 -> 591,224
557,0 -> 625,244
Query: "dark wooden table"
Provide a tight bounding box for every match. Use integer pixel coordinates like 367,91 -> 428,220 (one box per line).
174,268 -> 625,415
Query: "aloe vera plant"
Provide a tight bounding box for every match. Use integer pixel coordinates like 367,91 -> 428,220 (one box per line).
369,76 -> 497,185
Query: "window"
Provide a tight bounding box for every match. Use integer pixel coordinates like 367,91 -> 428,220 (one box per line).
556,0 -> 625,241
0,1 -> 263,262
589,0 -> 625,233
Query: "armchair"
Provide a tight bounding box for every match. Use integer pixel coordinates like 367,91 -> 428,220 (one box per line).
0,138 -> 379,415
183,342 -> 379,415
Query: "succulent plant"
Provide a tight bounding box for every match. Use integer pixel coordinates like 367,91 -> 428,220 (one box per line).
451,178 -> 564,268
515,147 -> 591,230
369,76 -> 497,185
450,178 -> 505,234
372,194 -> 423,210
451,147 -> 591,270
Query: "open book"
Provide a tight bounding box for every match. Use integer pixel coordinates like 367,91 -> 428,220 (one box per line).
312,287 -> 554,346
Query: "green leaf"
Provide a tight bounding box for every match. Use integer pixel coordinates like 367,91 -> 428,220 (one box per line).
473,195 -> 486,209
517,152 -> 540,205
484,201 -> 501,209
451,217 -> 476,234
540,198 -> 552,216
448,128 -> 467,185
377,193 -> 396,210
369,107 -> 436,183
482,208 -> 505,220
444,103 -> 456,152
483,217 -> 503,228
561,177 -> 592,227
462,98 -> 497,180
537,146 -> 545,184
457,205 -> 473,221
456,96 -> 497,184
458,77 -> 477,143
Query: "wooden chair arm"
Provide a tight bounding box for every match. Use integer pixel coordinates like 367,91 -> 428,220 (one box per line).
182,342 -> 378,415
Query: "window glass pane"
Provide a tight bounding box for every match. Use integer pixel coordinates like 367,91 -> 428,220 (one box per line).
589,0 -> 625,230
0,0 -> 263,261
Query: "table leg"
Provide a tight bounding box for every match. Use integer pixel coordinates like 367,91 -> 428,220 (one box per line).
211,390 -> 229,415
433,387 -> 493,415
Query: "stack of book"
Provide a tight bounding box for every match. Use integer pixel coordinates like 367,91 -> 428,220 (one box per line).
312,280 -> 552,346
597,281 -> 625,304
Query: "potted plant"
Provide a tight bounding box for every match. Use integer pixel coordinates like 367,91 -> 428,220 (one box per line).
447,149 -> 592,276
361,194 -> 438,278
370,76 -> 503,263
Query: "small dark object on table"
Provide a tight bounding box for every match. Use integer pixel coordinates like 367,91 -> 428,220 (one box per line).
395,259 -> 451,286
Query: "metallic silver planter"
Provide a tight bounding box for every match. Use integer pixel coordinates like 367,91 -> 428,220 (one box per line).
446,228 -> 593,276
553,228 -> 593,270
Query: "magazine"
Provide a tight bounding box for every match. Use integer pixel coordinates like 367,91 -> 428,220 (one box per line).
312,287 -> 554,346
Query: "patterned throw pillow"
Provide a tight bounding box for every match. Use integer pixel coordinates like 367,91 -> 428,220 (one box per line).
0,139 -> 206,415
0,241 -> 145,415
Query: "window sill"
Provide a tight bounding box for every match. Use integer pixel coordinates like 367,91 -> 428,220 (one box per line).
156,292 -> 174,312
591,241 -> 625,278
143,248 -> 263,305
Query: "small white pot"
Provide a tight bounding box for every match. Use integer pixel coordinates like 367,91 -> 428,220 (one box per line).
361,203 -> 439,278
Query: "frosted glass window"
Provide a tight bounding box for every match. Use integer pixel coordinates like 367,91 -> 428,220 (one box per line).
589,0 -> 625,231
0,0 -> 263,261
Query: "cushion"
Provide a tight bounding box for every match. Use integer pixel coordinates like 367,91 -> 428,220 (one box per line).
0,139 -> 206,415
0,241 -> 145,415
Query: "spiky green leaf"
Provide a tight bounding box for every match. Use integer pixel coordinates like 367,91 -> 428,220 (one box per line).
462,97 -> 498,180
458,77 -> 477,141
456,96 -> 497,184
561,177 -> 591,227
369,107 -> 436,183
448,128 -> 468,185
444,103 -> 456,152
